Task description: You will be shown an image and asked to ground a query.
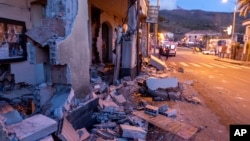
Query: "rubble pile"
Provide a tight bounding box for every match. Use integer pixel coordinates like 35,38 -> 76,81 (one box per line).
0,57 -> 201,141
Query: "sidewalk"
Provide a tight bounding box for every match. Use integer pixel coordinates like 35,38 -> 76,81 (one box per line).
214,57 -> 250,66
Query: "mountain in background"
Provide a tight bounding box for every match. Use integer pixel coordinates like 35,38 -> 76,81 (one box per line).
157,9 -> 249,40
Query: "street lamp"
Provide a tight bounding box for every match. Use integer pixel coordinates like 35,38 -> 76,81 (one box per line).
222,0 -> 237,42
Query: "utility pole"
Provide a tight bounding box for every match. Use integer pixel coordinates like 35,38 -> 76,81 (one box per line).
154,0 -> 159,55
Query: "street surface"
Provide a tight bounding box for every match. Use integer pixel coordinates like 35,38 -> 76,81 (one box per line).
158,47 -> 250,141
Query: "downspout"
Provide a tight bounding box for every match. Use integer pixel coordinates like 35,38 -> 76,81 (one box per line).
136,0 -> 140,75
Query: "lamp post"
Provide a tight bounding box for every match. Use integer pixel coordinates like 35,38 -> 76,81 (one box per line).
222,0 -> 237,42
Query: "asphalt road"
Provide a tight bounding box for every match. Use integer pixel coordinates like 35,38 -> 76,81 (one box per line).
165,47 -> 250,125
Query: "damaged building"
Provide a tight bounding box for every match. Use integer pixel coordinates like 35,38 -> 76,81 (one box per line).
0,0 -> 180,141
0,0 -> 149,97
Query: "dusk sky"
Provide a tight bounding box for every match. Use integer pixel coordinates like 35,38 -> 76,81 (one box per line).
150,0 -> 237,13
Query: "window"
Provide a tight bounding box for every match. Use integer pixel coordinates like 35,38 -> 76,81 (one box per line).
0,18 -> 27,63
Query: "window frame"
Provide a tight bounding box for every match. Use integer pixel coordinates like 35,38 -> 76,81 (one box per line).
0,17 -> 27,63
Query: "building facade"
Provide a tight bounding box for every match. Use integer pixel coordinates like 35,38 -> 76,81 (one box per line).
0,0 -> 149,97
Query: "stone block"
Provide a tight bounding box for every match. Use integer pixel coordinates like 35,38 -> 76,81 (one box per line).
6,114 -> 58,141
149,55 -> 166,70
144,105 -> 159,116
120,124 -> 147,139
146,77 -> 178,90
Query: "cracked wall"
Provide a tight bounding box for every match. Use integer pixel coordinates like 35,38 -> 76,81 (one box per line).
52,0 -> 90,97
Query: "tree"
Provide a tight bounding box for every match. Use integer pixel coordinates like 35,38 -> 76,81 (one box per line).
238,0 -> 250,17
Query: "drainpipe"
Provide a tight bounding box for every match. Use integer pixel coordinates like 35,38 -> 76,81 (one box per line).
136,0 -> 140,75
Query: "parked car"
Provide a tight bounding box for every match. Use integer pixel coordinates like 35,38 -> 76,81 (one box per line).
169,44 -> 177,56
202,49 -> 215,55
159,44 -> 176,57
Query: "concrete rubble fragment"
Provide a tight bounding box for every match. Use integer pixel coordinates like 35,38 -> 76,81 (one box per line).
77,128 -> 90,141
110,92 -> 127,106
144,105 -> 159,116
0,51 -> 203,141
0,110 -> 23,126
165,108 -> 177,117
6,114 -> 58,141
149,55 -> 166,70
120,124 -> 147,139
56,118 -> 79,141
146,77 -> 178,90
46,86 -> 74,119
158,104 -> 168,113
99,98 -> 120,113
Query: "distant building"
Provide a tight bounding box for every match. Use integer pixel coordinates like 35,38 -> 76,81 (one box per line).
184,30 -> 221,46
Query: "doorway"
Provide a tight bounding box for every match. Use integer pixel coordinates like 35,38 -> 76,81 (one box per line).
102,22 -> 112,64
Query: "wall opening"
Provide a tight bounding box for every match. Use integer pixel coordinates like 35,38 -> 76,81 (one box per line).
91,6 -> 101,64
102,22 -> 112,64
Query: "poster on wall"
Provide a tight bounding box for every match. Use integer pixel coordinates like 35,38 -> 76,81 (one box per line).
0,18 -> 27,63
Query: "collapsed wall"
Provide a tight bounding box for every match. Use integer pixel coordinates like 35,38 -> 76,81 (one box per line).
26,0 -> 91,98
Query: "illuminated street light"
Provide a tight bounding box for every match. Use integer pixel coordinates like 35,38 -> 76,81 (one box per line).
222,0 -> 237,42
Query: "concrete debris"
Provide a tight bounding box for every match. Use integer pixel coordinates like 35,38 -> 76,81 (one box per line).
110,92 -> 127,106
99,99 -> 120,113
149,55 -> 166,70
184,80 -> 194,85
158,104 -> 168,113
0,54 -> 202,141
6,114 -> 58,141
95,129 -> 116,140
168,91 -> 181,101
94,122 -> 117,128
38,135 -> 54,141
56,118 -> 79,141
191,97 -> 202,104
77,128 -> 90,141
146,77 -> 178,90
0,110 -> 23,126
144,105 -> 159,116
177,67 -> 184,73
47,87 -> 75,119
165,109 -> 177,117
120,124 -> 147,139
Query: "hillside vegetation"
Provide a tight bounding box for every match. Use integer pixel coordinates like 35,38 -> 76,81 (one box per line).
158,9 -> 248,40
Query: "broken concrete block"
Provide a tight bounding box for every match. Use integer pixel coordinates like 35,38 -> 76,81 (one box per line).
110,92 -> 127,106
77,128 -> 90,141
1,110 -> 23,126
0,101 -> 14,115
184,80 -> 194,85
166,109 -> 177,117
149,55 -> 166,70
99,99 -> 120,113
0,119 -> 9,141
146,77 -> 178,90
96,129 -> 115,140
56,118 -> 78,141
120,124 -> 147,139
93,122 -> 117,129
49,87 -> 75,118
66,97 -> 98,130
146,89 -> 168,99
144,105 -> 159,116
6,114 -> 58,141
39,85 -> 55,107
177,67 -> 184,73
168,91 -> 181,101
0,115 -> 6,123
191,97 -> 201,104
158,104 -> 168,113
